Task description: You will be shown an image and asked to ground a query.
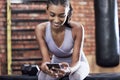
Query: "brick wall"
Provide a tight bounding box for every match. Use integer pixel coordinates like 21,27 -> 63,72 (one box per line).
71,0 -> 95,55
0,0 -> 119,75
0,0 -> 7,75
11,1 -> 46,74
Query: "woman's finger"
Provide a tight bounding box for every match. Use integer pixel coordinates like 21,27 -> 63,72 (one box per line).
60,62 -> 69,69
49,70 -> 59,78
52,68 -> 66,77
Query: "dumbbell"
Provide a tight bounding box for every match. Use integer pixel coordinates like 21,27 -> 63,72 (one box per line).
21,64 -> 40,76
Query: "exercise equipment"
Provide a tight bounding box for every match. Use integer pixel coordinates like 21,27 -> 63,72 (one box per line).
0,75 -> 37,80
84,73 -> 120,80
94,0 -> 119,67
1,73 -> 120,80
21,64 -> 40,76
7,0 -> 12,75
7,0 -> 47,74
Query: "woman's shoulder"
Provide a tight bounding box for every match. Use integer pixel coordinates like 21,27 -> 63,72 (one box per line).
69,21 -> 84,32
35,22 -> 49,31
35,22 -> 49,36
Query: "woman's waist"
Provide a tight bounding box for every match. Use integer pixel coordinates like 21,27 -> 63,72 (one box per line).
51,55 -> 72,64
54,54 -> 72,58
49,50 -> 72,58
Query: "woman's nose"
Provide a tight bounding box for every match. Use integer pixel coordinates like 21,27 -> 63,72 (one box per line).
54,16 -> 60,23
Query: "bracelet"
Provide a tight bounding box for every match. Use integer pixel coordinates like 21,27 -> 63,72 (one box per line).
65,67 -> 71,75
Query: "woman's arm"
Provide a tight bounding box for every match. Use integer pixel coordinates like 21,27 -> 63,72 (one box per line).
35,23 -> 51,70
57,22 -> 84,76
70,22 -> 84,72
35,23 -> 65,78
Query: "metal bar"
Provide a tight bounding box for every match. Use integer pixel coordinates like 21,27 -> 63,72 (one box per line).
12,28 -> 34,32
11,19 -> 48,23
11,9 -> 46,14
11,0 -> 47,4
12,69 -> 21,71
7,0 -> 12,75
12,57 -> 42,61
12,47 -> 39,51
12,38 -> 36,41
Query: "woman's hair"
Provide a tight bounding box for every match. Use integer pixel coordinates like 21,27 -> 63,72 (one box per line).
47,0 -> 73,27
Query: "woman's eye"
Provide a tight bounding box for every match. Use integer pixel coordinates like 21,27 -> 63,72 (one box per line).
59,14 -> 66,18
50,13 -> 55,17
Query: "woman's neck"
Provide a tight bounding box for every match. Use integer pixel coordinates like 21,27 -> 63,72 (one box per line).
51,25 -> 65,33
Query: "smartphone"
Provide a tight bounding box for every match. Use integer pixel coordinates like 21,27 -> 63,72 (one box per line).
46,63 -> 61,70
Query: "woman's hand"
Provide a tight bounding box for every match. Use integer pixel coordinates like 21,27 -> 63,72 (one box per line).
60,62 -> 69,69
40,62 -> 59,78
51,62 -> 71,78
60,62 -> 71,75
52,67 -> 67,78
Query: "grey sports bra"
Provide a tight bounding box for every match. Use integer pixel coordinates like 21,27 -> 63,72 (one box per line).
45,22 -> 74,58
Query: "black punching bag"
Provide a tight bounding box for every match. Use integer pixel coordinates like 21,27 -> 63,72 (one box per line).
94,0 -> 119,67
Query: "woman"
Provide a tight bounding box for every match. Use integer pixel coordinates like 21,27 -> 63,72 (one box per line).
35,0 -> 90,80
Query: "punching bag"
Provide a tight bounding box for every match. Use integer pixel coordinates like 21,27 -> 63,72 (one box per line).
94,0 -> 119,67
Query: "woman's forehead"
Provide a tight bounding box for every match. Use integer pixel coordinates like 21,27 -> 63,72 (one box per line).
48,4 -> 66,13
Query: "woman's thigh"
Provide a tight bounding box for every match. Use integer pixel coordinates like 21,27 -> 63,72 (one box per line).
69,62 -> 90,80
38,71 -> 58,80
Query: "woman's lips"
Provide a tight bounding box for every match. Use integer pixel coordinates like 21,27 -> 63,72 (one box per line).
53,23 -> 60,27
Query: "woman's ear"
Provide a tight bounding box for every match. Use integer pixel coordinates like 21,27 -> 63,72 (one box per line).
46,9 -> 49,19
46,9 -> 49,14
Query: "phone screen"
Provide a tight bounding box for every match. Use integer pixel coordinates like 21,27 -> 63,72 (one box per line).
46,63 -> 61,69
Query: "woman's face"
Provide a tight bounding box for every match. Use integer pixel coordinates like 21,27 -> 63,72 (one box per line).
47,4 -> 68,29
